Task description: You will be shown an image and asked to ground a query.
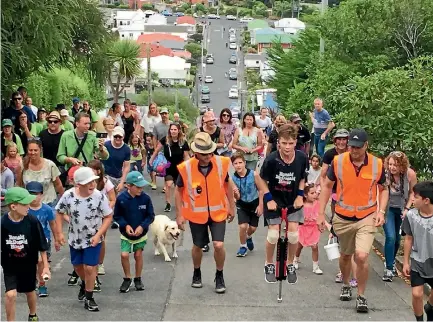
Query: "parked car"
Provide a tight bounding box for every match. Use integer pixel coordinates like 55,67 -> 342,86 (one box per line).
174,12 -> 184,17
206,57 -> 214,64
229,71 -> 237,80
204,75 -> 213,83
229,55 -> 237,64
207,14 -> 217,19
229,68 -> 237,74
201,86 -> 210,94
231,84 -> 238,91
201,94 -> 210,103
227,15 -> 237,20
161,10 -> 172,16
193,13 -> 198,18
229,35 -> 236,42
228,89 -> 238,98
229,42 -> 237,50
229,28 -> 236,34
240,17 -> 253,23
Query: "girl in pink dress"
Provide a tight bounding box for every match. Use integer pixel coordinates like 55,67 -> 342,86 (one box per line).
294,185 -> 323,275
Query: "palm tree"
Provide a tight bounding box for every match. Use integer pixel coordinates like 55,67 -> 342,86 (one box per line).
106,40 -> 142,103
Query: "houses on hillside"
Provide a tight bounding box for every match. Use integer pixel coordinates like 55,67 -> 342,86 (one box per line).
139,56 -> 191,86
274,18 -> 306,35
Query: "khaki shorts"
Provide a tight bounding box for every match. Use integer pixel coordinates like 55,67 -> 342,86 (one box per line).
332,213 -> 377,255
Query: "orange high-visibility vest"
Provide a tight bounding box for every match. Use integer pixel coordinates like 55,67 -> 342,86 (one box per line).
334,152 -> 382,219
177,156 -> 230,224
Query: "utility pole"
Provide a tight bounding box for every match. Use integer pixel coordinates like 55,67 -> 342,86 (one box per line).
147,43 -> 152,106
175,89 -> 179,112
291,0 -> 295,18
319,0 -> 328,54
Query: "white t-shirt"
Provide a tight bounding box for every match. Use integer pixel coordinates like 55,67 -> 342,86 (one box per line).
307,166 -> 321,185
255,116 -> 272,130
140,114 -> 162,133
101,177 -> 114,196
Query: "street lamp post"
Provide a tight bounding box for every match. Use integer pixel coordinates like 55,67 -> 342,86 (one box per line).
319,0 -> 328,54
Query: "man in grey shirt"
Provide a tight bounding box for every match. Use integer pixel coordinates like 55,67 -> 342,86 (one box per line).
152,107 -> 171,147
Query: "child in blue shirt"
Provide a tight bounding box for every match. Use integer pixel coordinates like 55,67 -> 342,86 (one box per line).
113,171 -> 155,293
26,181 -> 58,298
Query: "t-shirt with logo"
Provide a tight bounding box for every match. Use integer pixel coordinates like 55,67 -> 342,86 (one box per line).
313,109 -> 331,135
260,150 -> 309,210
28,203 -> 55,241
55,188 -> 112,250
1,214 -> 48,272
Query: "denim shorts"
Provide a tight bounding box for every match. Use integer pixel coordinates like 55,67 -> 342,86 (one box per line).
70,243 -> 102,267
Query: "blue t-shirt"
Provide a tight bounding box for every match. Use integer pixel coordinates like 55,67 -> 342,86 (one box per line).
313,109 -> 331,135
28,204 -> 55,240
102,141 -> 131,178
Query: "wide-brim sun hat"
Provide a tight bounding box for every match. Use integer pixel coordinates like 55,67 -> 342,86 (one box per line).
202,111 -> 216,123
191,132 -> 217,154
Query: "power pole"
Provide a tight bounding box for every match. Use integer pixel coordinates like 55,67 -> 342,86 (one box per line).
319,0 -> 328,54
147,43 -> 152,106
291,0 -> 295,18
175,89 -> 179,112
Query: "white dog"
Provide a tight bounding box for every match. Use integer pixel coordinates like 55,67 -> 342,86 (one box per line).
150,215 -> 181,262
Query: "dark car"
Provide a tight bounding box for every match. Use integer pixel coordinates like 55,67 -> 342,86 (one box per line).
229,72 -> 237,80
201,95 -> 210,103
229,55 -> 237,64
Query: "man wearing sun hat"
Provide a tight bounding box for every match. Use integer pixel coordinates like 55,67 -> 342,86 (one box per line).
1,187 -> 50,321
175,132 -> 235,294
55,167 -> 112,312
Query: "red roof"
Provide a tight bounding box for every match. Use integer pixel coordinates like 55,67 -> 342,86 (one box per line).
137,33 -> 184,44
172,51 -> 192,59
176,16 -> 195,25
139,43 -> 173,58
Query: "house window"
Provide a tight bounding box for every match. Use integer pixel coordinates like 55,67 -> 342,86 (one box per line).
121,34 -> 125,37
120,21 -> 123,25
129,33 -> 133,38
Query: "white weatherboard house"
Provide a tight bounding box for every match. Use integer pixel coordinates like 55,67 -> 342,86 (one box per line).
244,53 -> 266,69
274,18 -> 306,35
139,55 -> 191,86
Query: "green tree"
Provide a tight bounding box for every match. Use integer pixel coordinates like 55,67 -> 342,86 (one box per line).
141,3 -> 154,10
1,0 -> 109,96
185,43 -> 207,60
225,7 -> 237,15
105,40 -> 142,103
209,7 -> 218,14
190,33 -> 204,43
253,2 -> 268,16
195,4 -> 207,13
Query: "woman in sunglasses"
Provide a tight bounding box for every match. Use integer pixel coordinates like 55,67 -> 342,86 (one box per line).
218,108 -> 236,157
382,151 -> 417,282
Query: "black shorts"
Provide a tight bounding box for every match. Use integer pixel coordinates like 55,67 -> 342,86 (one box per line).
165,166 -> 179,182
189,219 -> 226,248
237,207 -> 259,227
410,270 -> 433,288
3,268 -> 37,293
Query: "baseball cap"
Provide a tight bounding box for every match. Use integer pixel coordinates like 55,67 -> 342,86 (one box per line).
112,126 -> 125,137
25,181 -> 44,194
289,113 -> 302,123
126,171 -> 150,187
72,97 -> 80,103
333,129 -> 349,139
159,107 -> 169,114
74,167 -> 99,185
2,119 -> 13,128
4,187 -> 36,205
38,107 -> 47,113
60,109 -> 69,117
47,111 -> 61,121
348,129 -> 368,148
68,165 -> 81,182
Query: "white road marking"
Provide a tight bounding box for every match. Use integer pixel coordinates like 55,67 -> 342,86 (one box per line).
52,257 -> 67,272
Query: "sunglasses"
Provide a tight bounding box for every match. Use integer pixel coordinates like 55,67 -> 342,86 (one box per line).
113,135 -> 123,139
48,120 -> 60,124
390,151 -> 403,157
13,97 -> 23,101
222,114 -> 230,117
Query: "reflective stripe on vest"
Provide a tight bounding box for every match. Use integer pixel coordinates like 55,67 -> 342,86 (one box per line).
183,156 -> 225,214
336,153 -> 379,212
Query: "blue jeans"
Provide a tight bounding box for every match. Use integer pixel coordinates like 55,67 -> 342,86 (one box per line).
383,207 -> 403,270
130,161 -> 143,174
314,133 -> 327,158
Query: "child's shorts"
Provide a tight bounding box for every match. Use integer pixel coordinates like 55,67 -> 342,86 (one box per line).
3,267 -> 37,293
410,270 -> 433,288
121,238 -> 147,253
237,207 -> 259,227
70,243 -> 102,267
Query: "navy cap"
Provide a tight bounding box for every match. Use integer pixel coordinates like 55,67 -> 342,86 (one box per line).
25,181 -> 44,193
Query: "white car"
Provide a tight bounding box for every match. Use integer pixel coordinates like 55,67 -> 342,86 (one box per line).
229,42 -> 237,50
231,85 -> 238,91
228,89 -> 238,98
207,14 -> 217,19
240,17 -> 254,23
229,35 -> 236,42
204,75 -> 213,83
227,15 -> 237,20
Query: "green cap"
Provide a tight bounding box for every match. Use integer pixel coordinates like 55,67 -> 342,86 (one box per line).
4,187 -> 36,206
125,171 -> 150,187
2,119 -> 13,128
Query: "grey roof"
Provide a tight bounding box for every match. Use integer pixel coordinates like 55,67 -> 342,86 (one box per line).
244,53 -> 266,62
143,25 -> 190,33
159,39 -> 186,50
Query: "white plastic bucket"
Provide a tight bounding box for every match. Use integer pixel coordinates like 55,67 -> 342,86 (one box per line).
324,238 -> 340,261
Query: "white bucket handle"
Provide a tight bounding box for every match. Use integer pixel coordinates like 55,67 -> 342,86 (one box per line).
327,237 -> 337,245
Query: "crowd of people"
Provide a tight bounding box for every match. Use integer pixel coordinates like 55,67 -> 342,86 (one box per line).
1,89 -> 432,322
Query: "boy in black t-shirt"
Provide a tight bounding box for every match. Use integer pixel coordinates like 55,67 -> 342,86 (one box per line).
1,187 -> 50,321
258,124 -> 308,285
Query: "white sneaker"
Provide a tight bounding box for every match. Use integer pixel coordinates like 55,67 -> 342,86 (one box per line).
98,264 -> 105,275
293,259 -> 299,270
313,266 -> 323,275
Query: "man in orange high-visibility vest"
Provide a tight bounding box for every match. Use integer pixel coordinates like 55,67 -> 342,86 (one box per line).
175,132 -> 235,294
317,128 -> 389,314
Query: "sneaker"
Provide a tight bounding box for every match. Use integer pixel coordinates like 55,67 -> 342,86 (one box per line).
424,302 -> 433,321
313,266 -> 323,275
111,221 -> 120,229
151,183 -> 157,190
78,284 -> 85,301
339,285 -> 352,301
335,271 -> 343,283
164,203 -> 171,212
356,295 -> 369,313
392,264 -> 398,277
191,269 -> 203,288
382,269 -> 393,282
293,258 -> 299,270
349,278 -> 358,288
119,278 -> 132,293
134,277 -> 145,291
38,285 -> 48,297
264,263 -> 277,284
286,264 -> 297,284
98,264 -> 105,275
202,244 -> 210,252
236,246 -> 248,257
246,237 -> 254,251
68,272 -> 79,286
84,297 -> 99,312
94,278 -> 101,292
214,271 -> 226,294
28,315 -> 39,321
